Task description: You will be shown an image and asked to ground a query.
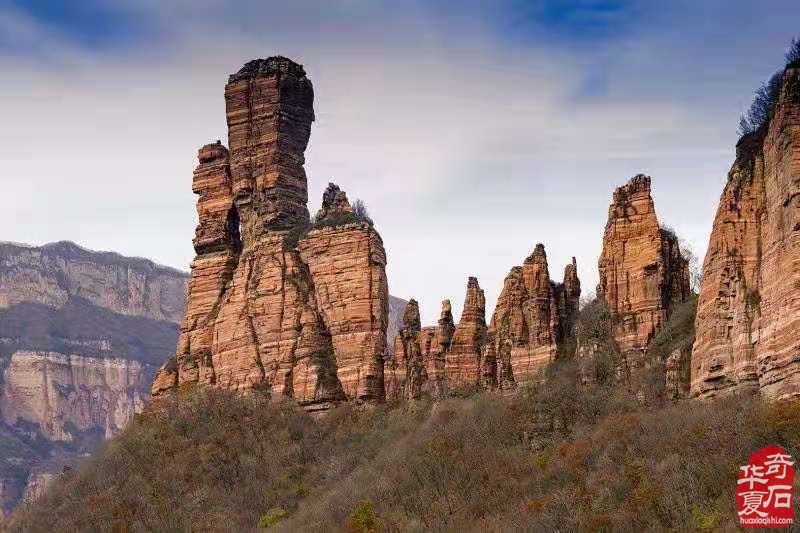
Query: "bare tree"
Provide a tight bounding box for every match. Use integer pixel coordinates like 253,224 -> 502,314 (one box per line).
678,237 -> 702,293
786,37 -> 800,66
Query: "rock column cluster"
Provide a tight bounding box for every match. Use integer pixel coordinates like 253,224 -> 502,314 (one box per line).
388,245 -> 580,398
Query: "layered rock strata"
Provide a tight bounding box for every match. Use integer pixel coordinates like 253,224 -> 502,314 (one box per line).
444,278 -> 487,391
691,66 -> 800,400
597,175 -> 691,364
0,240 -> 188,517
0,241 -> 186,322
0,352 -> 145,442
153,57 -> 389,409
389,247 -> 580,397
483,245 -> 581,389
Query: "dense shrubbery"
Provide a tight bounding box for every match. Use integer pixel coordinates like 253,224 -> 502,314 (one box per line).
738,71 -> 783,137
11,381 -> 800,531
11,293 -> 800,532
311,199 -> 374,230
787,38 -> 800,68
648,295 -> 697,362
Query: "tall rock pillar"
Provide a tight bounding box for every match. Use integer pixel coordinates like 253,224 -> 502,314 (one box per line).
153,57 -> 388,409
597,174 -> 690,364
445,277 -> 487,390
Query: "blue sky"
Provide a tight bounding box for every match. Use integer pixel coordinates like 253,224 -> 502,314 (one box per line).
1,0 -> 799,324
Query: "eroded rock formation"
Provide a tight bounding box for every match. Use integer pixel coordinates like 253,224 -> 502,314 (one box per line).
483,245 -> 581,389
444,278 -> 487,391
0,241 -> 186,322
691,65 -> 800,400
0,352 -> 145,442
597,175 -> 691,364
386,298 -> 456,400
153,57 -> 389,409
388,247 -> 580,397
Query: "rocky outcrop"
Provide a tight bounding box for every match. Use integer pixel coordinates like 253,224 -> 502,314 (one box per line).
553,257 -> 582,345
153,57 -> 389,409
387,248 -> 580,397
691,65 -> 800,400
483,245 -> 581,389
21,471 -> 57,504
665,347 -> 691,400
389,299 -> 424,399
445,278 -> 487,391
597,175 -> 691,364
0,240 -> 188,517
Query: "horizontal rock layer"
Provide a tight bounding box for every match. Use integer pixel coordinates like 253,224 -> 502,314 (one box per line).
597,174 -> 690,364
388,245 -> 580,398
691,66 -> 800,400
153,58 -> 389,409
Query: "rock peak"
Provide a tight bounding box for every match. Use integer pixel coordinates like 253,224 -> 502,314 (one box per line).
524,243 -> 547,263
613,174 -> 652,202
198,141 -> 228,163
439,299 -> 453,320
598,174 -> 689,363
154,58 -> 388,409
229,56 -> 308,83
692,66 -> 800,400
315,182 -> 353,221
401,299 -> 421,332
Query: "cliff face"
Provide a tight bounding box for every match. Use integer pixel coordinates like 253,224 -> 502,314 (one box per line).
0,240 -> 188,517
0,352 -> 145,442
153,57 -> 389,409
692,66 -> 800,400
597,175 -> 691,364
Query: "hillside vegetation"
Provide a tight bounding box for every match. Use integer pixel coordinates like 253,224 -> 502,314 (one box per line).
9,302 -> 800,532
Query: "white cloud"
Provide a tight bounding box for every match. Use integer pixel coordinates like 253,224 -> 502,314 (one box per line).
1,1 -> 798,324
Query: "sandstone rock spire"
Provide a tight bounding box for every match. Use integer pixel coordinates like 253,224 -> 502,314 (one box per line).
483,244 -> 580,389
691,65 -> 800,400
445,277 -> 487,390
597,174 -> 690,364
152,57 -> 388,409
553,257 -> 582,345
385,298 -> 454,400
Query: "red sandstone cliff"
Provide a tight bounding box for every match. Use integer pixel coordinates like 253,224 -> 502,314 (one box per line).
152,58 -> 389,409
597,175 -> 691,365
691,66 -> 800,400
